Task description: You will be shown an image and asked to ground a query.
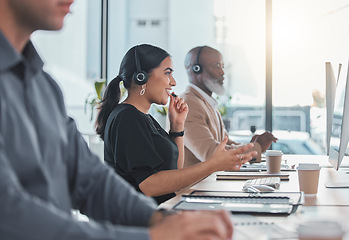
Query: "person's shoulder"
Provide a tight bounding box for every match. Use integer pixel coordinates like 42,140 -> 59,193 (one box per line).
112,104 -> 140,118
43,72 -> 62,92
181,86 -> 199,99
111,104 -> 149,127
182,90 -> 206,108
41,72 -> 66,109
181,86 -> 195,96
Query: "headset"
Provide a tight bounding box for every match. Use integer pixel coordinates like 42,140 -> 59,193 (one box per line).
133,46 -> 148,85
192,46 -> 205,74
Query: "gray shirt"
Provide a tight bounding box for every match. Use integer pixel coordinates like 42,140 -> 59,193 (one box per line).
0,30 -> 157,240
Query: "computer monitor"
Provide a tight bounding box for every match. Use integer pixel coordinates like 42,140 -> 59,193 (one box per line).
325,62 -> 340,155
328,60 -> 349,170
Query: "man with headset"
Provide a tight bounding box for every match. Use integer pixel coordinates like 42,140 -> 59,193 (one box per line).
0,1 -> 233,239
182,46 -> 277,167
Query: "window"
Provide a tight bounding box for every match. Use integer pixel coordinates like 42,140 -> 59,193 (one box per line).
31,0 -> 102,134
31,0 -> 349,156
272,0 -> 349,154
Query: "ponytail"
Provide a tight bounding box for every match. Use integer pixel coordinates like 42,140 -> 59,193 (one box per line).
95,76 -> 122,140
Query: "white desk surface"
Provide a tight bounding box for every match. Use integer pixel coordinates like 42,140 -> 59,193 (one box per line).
160,155 -> 349,239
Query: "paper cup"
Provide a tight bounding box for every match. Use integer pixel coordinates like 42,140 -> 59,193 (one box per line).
297,163 -> 321,196
265,150 -> 283,173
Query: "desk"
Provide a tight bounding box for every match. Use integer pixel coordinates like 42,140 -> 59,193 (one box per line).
160,155 -> 349,239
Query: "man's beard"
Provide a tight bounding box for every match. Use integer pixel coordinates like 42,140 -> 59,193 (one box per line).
204,78 -> 225,96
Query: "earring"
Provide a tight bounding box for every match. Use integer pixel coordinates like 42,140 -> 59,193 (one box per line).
140,85 -> 146,96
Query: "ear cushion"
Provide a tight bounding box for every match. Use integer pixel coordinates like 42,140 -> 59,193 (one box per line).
192,64 -> 202,74
133,70 -> 148,85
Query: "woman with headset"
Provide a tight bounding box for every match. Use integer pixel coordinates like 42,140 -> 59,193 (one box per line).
96,44 -> 257,204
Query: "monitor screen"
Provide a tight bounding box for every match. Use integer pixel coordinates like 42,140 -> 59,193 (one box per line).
328,61 -> 349,170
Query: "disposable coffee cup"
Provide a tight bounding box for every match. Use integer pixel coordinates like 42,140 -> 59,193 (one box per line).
297,220 -> 344,240
297,163 -> 321,196
265,150 -> 282,173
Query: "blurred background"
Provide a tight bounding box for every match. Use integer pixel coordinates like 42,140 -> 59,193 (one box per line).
31,0 -> 349,156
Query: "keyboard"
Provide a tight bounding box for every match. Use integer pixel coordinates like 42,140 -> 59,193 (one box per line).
244,177 -> 281,189
174,194 -> 293,215
183,195 -> 291,204
241,163 -> 295,171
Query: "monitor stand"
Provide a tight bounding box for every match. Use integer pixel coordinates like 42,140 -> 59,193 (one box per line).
324,168 -> 349,188
325,182 -> 349,188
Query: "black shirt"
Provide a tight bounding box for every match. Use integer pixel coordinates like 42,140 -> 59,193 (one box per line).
104,103 -> 178,204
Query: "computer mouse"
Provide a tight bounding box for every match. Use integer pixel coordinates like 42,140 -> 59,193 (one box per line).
243,186 -> 261,193
252,185 -> 275,192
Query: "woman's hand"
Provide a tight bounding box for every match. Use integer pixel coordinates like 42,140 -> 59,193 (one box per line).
168,93 -> 188,132
207,137 -> 258,172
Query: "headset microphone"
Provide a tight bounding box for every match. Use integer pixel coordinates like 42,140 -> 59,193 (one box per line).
192,46 -> 205,74
133,46 -> 148,85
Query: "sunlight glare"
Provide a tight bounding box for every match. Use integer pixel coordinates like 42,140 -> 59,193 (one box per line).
273,17 -> 300,48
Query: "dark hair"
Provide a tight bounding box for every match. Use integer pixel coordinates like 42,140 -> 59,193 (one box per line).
95,44 -> 170,140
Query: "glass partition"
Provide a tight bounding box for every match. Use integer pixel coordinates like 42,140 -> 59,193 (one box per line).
31,0 -> 101,134
30,0 -> 349,156
272,0 -> 349,154
108,0 -> 266,131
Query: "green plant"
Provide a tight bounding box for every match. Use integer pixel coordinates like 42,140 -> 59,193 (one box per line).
218,105 -> 227,116
85,79 -> 106,121
154,106 -> 168,116
217,95 -> 232,117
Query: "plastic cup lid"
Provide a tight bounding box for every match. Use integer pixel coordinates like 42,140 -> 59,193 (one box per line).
265,150 -> 283,156
297,163 -> 321,170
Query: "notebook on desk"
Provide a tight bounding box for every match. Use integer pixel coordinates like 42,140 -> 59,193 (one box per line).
216,172 -> 290,180
172,190 -> 304,215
